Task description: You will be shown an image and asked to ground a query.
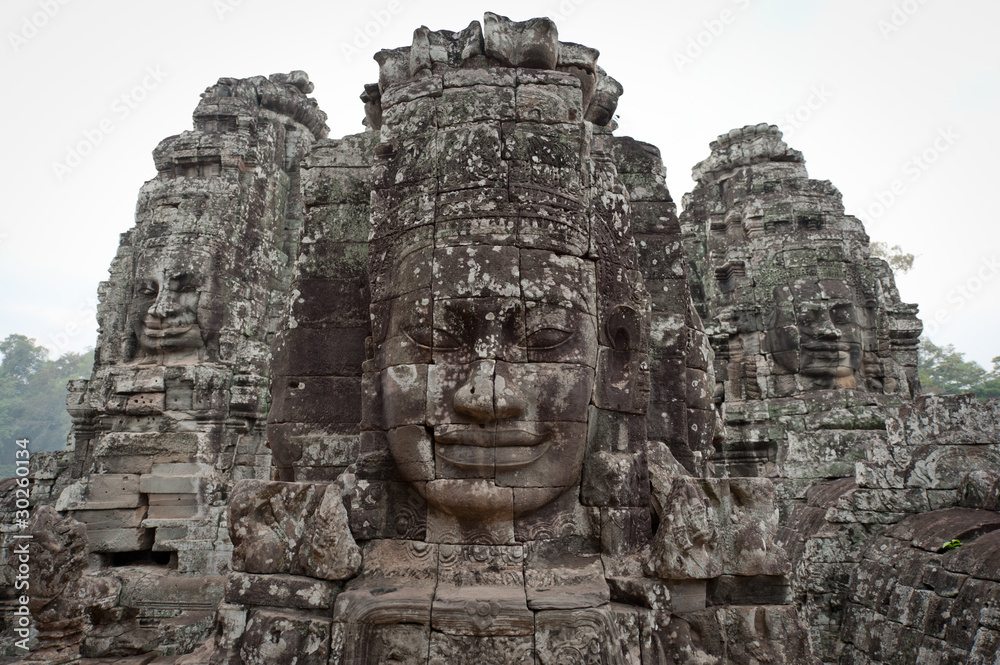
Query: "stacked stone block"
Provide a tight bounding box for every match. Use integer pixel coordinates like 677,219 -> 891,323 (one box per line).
610,135 -> 718,477
790,394 -> 1000,661
266,131 -> 377,482
838,508 -> 1000,664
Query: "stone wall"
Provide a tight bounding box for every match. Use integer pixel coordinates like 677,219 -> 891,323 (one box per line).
266,130 -> 376,483
839,508 -> 1000,664
793,394 -> 1000,662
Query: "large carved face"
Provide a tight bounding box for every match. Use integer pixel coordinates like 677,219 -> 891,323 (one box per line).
129,248 -> 209,362
764,280 -> 864,388
375,243 -> 598,520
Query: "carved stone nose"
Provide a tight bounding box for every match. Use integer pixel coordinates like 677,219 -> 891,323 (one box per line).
150,291 -> 178,318
493,363 -> 526,420
454,359 -> 497,422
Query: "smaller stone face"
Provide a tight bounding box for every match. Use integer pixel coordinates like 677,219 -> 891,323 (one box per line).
764,280 -> 866,390
125,242 -> 218,365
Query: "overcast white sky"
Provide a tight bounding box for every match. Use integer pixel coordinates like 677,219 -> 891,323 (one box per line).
2,0 -> 998,368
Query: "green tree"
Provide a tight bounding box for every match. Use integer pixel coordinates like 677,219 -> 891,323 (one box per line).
0,334 -> 48,383
0,335 -> 93,472
871,241 -> 916,273
918,339 -> 991,396
976,356 -> 1000,399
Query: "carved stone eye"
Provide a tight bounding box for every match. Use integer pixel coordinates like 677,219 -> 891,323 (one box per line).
137,282 -> 158,297
405,327 -> 463,351
526,327 -> 572,350
171,273 -> 199,293
432,329 -> 464,351
404,327 -> 433,349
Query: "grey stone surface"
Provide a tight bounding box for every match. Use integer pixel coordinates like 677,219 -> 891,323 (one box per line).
16,10 -> 997,665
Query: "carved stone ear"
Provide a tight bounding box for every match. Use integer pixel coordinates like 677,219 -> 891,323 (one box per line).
596,305 -> 649,414
605,305 -> 642,352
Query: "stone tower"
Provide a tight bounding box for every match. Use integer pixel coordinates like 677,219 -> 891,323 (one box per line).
680,124 -> 921,487
56,72 -> 328,652
203,13 -> 814,665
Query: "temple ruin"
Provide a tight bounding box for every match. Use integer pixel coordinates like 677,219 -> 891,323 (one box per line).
2,12 -> 998,665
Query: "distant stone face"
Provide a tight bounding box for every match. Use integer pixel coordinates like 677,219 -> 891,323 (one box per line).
128,244 -> 212,364
57,70 -> 329,656
680,123 -> 922,483
764,279 -> 866,391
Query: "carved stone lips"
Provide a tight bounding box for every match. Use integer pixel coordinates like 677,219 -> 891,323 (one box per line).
143,317 -> 194,336
802,342 -> 851,353
434,426 -> 551,471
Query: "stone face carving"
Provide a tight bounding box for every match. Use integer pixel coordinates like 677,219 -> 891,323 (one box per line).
37,12 -> 935,665
764,280 -> 866,391
358,14 -> 641,560
682,123 -> 921,401
375,245 -> 597,526
680,124 -> 922,493
128,244 -> 211,365
678,124 -> 934,659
